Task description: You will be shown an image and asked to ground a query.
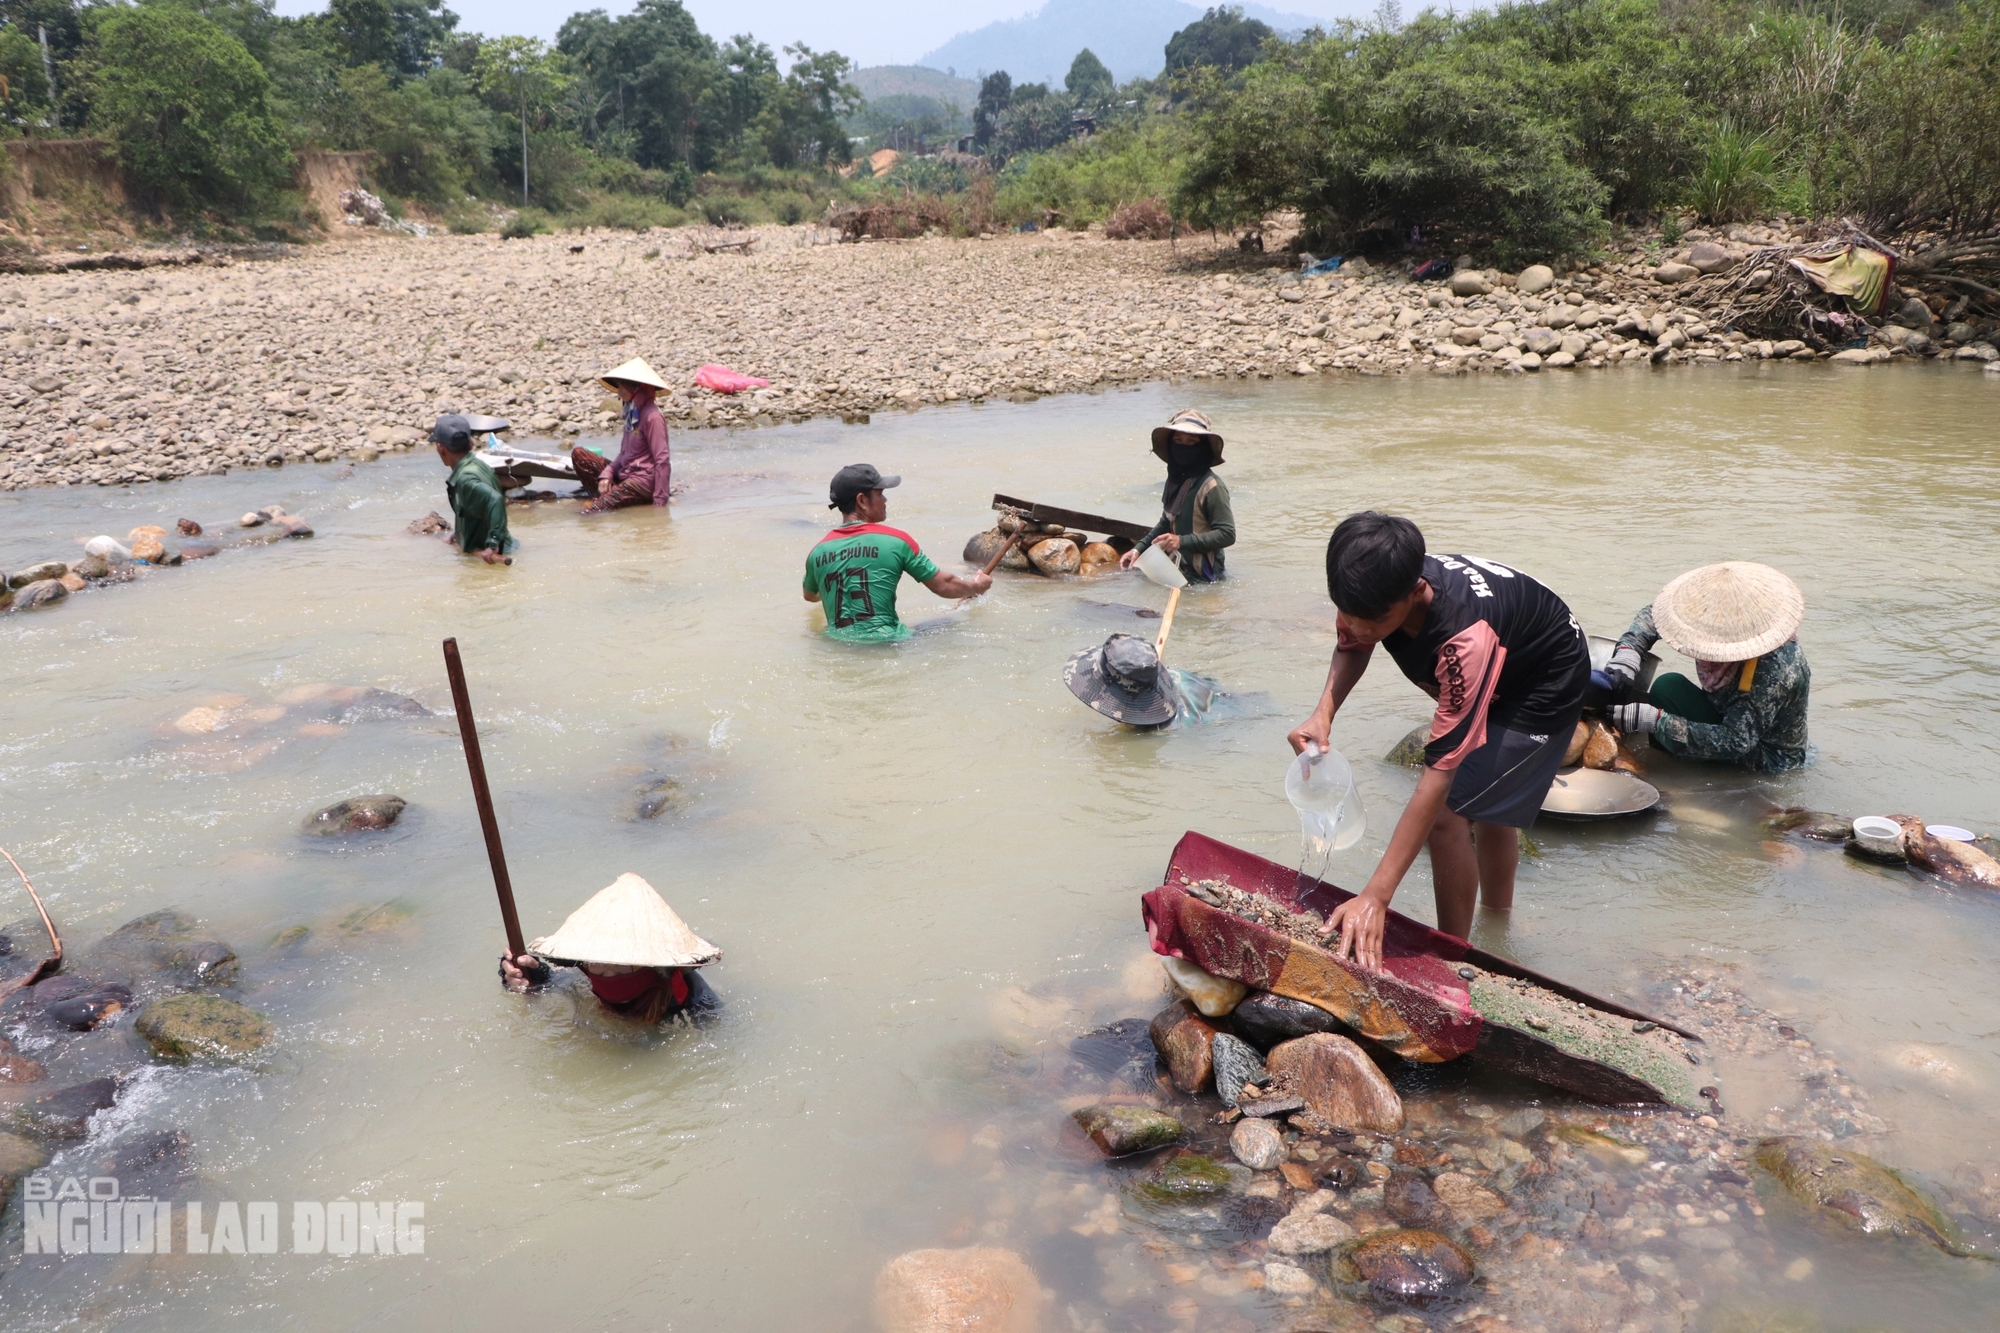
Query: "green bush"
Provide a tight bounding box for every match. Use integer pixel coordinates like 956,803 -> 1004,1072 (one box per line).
499,210 -> 541,238
1687,118 -> 1775,222
572,192 -> 685,229
996,123 -> 1183,227
85,5 -> 293,218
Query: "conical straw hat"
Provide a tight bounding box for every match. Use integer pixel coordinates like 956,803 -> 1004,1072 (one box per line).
598,357 -> 669,392
529,873 -> 719,968
1652,562 -> 1803,662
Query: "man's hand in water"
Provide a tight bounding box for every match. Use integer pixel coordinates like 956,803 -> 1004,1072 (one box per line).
499,953 -> 551,991
1322,891 -> 1390,971
478,547 -> 511,566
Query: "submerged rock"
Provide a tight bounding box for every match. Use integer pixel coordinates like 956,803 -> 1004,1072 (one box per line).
135,994 -> 272,1061
1762,807 -> 1853,842
1431,1170 -> 1506,1220
1139,1151 -> 1233,1202
1072,1103 -> 1181,1157
44,982 -> 134,1030
1077,542 -> 1119,575
304,794 -> 408,835
1385,1173 -> 1445,1226
0,1129 -> 51,1205
9,578 -> 68,611
1229,1116 -> 1286,1171
1343,1228 -> 1476,1302
1266,1033 -> 1405,1132
1148,1000 -> 1217,1094
1753,1136 -> 1969,1254
408,512 -> 451,536
874,1246 -> 1043,1333
634,776 -> 683,820
82,911 -> 239,986
1231,990 -> 1347,1049
14,1078 -> 119,1139
962,529 -> 1005,567
1384,724 -> 1429,768
1211,1032 -> 1267,1109
1268,1207 -> 1355,1254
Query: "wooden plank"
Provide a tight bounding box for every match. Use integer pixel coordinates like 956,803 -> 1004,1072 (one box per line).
992,493 -> 1152,543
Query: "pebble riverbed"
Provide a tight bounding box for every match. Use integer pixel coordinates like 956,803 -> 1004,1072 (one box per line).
2,219 -> 1996,493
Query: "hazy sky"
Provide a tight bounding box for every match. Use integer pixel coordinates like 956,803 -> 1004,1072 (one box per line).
271,0 -> 1375,66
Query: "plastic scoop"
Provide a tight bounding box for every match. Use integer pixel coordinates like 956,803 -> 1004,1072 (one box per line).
1135,543 -> 1188,655
1286,743 -> 1366,864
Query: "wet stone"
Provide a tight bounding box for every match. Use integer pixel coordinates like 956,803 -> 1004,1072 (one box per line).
1266,1033 -> 1405,1133
0,1130 -> 51,1209
1212,1031 -> 1267,1109
1384,724 -> 1430,767
1230,1116 -> 1286,1171
9,578 -> 68,611
874,1246 -> 1043,1333
304,794 -> 407,835
1140,1151 -> 1234,1203
135,994 -> 272,1061
1230,990 -> 1347,1049
1149,1000 -> 1217,1094
1385,1172 -> 1445,1225
13,1077 -> 118,1139
1073,1103 -> 1182,1157
1761,807 -> 1853,842
88,1129 -> 196,1200
1753,1136 -> 1968,1255
1267,1207 -> 1356,1254
44,982 -> 134,1030
1343,1228 -> 1476,1303
1431,1170 -> 1507,1220
633,776 -> 683,819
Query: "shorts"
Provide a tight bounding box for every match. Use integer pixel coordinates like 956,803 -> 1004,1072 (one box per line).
1445,720 -> 1576,828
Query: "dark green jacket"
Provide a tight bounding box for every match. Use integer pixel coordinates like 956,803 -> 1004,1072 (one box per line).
1143,471 -> 1235,582
1618,603 -> 1809,772
446,455 -> 514,556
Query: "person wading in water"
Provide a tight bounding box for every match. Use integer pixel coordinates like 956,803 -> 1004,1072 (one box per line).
572,358 -> 673,515
500,873 -> 719,1023
802,464 -> 992,642
1119,408 -> 1236,583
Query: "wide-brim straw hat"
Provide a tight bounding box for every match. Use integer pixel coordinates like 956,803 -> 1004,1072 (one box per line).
1151,408 -> 1225,464
1652,561 -> 1804,662
598,357 -> 669,393
1064,633 -> 1179,726
529,872 -> 720,969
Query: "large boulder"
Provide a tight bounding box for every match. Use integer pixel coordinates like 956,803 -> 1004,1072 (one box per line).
303,795 -> 408,835
1754,1137 -> 1967,1254
1448,271 -> 1491,297
1072,1103 -> 1181,1157
1653,262 -> 1700,284
135,994 -> 272,1061
1342,1229 -> 1475,1302
1265,1033 -> 1404,1132
1515,264 -> 1554,294
1687,242 -> 1741,275
1148,1000 -> 1217,1093
874,1246 -> 1043,1333
82,910 -> 239,987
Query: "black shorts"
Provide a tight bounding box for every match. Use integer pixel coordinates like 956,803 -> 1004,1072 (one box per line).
1444,720 -> 1575,828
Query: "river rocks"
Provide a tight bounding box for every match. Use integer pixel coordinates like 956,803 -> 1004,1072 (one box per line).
1753,1137 -> 1967,1254
1230,990 -> 1346,1048
634,776 -> 683,819
1262,1261 -> 1319,1295
1265,1033 -> 1404,1132
0,1130 -> 50,1205
1653,262 -> 1699,284
1026,537 -> 1079,575
1515,264 -> 1554,294
1211,1032 -> 1267,1108
129,533 -> 167,562
1831,347 -> 1890,364
1149,1000 -> 1218,1093
1343,1228 -> 1476,1302
84,910 -> 240,986
1687,242 -> 1741,275
1141,1151 -> 1233,1201
1448,271 -> 1491,297
8,560 -> 67,587
1384,724 -> 1429,767
304,794 -> 408,835
409,511 -> 452,536
135,994 -> 271,1060
1431,1170 -> 1507,1220
1073,1103 -> 1182,1157
1762,807 -> 1854,842
0,1044 -> 46,1083
963,529 -> 1004,566
9,578 -> 66,610
1160,954 -> 1247,1017
13,1078 -> 118,1138
44,982 -> 134,1030
874,1246 -> 1043,1333
1269,1207 -> 1356,1255
1385,1173 -> 1445,1225
1230,1116 -> 1286,1170
1077,542 -> 1119,575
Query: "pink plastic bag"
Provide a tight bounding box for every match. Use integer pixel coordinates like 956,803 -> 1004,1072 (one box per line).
694,363 -> 770,394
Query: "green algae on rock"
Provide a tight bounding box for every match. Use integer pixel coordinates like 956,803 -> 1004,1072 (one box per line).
135,994 -> 272,1061
1384,724 -> 1430,768
1467,970 -> 1705,1110
1072,1103 -> 1182,1157
1753,1136 -> 1971,1255
1138,1151 -> 1233,1203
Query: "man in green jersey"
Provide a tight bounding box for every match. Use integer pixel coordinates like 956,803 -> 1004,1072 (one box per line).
802,464 -> 991,640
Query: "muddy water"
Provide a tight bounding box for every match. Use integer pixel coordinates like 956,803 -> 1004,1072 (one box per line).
2,364 -> 1998,1330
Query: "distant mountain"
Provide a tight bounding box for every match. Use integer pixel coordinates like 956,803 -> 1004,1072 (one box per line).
917,0 -> 1357,87
850,65 -> 981,107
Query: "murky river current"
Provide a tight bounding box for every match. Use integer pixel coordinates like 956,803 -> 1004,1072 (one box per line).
3,365 -> 1998,1330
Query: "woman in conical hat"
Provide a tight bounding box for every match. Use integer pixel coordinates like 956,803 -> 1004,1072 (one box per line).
1601,562 -> 1810,772
570,357 -> 673,516
500,873 -> 720,1023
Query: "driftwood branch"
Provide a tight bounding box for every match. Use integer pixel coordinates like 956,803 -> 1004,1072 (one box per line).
0,845 -> 62,1005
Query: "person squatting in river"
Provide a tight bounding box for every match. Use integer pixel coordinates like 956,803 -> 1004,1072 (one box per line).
1288,512 -> 1589,968
1602,561 -> 1810,773
500,873 -> 719,1023
429,414 -> 514,565
572,358 -> 673,516
1119,408 -> 1237,583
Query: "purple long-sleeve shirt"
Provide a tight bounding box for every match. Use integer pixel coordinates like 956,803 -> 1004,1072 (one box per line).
608,398 -> 671,505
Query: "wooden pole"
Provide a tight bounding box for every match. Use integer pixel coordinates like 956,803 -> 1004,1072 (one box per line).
0,845 -> 62,1005
979,530 -> 1021,577
442,637 -> 526,958
1154,586 -> 1182,656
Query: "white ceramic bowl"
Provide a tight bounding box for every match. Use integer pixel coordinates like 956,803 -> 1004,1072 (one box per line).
1851,816 -> 1902,840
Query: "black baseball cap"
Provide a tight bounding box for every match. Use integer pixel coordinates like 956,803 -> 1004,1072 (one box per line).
430,414 -> 473,452
828,463 -> 901,510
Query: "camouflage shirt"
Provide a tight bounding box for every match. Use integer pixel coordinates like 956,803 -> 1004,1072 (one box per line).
1619,604 -> 1810,773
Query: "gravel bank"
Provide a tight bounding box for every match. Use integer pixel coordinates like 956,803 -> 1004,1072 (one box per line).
2,223 -> 1994,492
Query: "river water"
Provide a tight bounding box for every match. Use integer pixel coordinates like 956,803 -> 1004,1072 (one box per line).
2,364 -> 1998,1330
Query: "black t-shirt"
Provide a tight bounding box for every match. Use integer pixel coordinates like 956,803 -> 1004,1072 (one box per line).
1369,554 -> 1588,769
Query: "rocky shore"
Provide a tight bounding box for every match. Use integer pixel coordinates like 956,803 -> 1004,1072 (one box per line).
1,221 -> 1995,494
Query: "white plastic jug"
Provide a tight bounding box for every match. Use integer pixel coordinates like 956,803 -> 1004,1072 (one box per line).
1136,542 -> 1188,589
1286,742 -> 1365,859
